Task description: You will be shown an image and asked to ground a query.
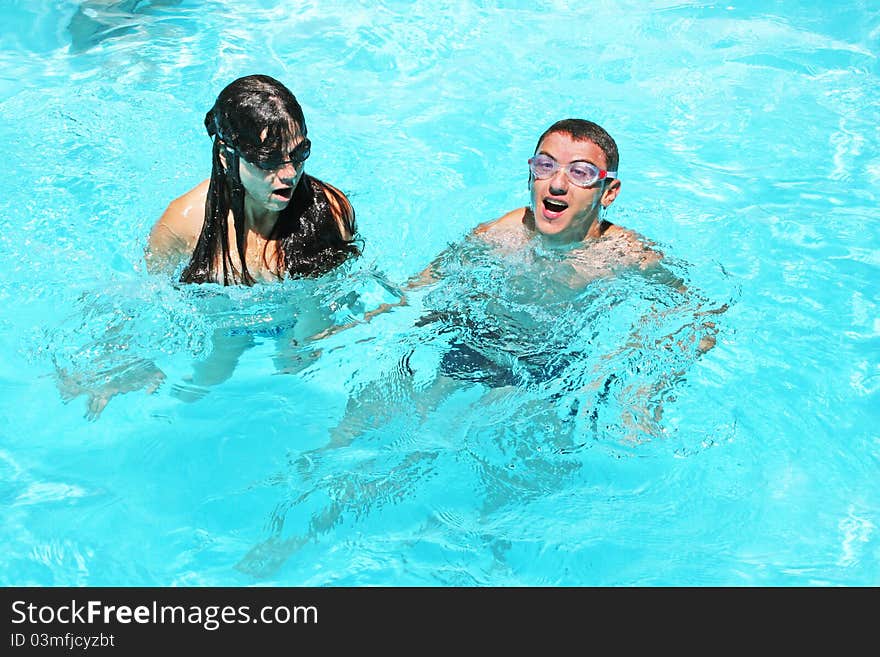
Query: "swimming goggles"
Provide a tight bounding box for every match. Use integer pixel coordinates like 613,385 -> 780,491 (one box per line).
528,153 -> 616,188
249,138 -> 312,171
222,138 -> 312,171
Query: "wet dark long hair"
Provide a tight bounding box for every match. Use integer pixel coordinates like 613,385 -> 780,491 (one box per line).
180,74 -> 360,285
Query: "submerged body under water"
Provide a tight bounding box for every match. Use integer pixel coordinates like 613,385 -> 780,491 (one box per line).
46,263 -> 405,419
232,234 -> 733,579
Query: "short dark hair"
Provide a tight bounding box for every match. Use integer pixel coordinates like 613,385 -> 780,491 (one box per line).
534,118 -> 619,173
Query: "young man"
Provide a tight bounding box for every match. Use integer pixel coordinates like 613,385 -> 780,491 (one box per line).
234,120 -> 727,576
413,118 -> 662,289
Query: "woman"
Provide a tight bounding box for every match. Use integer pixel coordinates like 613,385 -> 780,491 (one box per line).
62,74 -> 365,419
147,74 -> 360,285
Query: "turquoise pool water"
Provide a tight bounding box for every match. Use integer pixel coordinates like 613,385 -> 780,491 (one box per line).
1,0 -> 878,586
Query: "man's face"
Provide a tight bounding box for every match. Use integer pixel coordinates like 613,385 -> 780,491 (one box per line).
529,131 -> 619,242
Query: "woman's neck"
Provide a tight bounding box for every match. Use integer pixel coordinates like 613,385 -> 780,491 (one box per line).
243,198 -> 281,238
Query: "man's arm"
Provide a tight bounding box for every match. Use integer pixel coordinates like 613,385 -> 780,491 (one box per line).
406,208 -> 529,290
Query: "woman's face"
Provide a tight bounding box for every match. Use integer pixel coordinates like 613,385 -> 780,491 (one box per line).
229,125 -> 310,212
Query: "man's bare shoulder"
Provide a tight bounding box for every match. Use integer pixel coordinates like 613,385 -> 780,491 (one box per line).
473,207 -> 527,236
472,208 -> 533,250
146,180 -> 209,274
597,223 -> 664,269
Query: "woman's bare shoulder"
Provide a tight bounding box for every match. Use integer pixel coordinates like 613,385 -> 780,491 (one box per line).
319,180 -> 355,240
160,180 -> 209,235
145,180 -> 208,273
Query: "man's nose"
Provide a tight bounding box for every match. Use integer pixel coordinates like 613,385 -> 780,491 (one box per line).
548,167 -> 568,193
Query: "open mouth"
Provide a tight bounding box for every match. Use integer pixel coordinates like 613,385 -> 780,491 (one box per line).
541,197 -> 568,218
272,187 -> 293,200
